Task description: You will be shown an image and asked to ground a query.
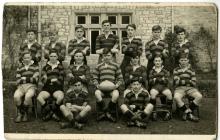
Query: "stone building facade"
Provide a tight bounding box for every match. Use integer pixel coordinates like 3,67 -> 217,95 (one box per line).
3,3 -> 218,71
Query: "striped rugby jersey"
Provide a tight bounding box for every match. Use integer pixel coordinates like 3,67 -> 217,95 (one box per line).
171,40 -> 198,67
145,39 -> 168,59
41,61 -> 64,86
149,66 -> 170,86
45,41 -> 66,62
124,65 -> 147,86
67,64 -> 91,85
68,38 -> 90,55
173,64 -> 196,87
64,88 -> 89,106
96,33 -> 119,50
124,88 -> 150,110
122,37 -> 142,56
19,42 -> 41,64
93,61 -> 123,86
16,62 -> 39,85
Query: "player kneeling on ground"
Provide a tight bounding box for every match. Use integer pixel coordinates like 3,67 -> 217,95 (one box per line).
149,55 -> 173,121
173,53 -> 202,122
60,77 -> 91,130
14,51 -> 39,123
120,77 -> 153,129
93,48 -> 123,122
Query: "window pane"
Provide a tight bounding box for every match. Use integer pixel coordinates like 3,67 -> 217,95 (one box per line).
91,16 -> 99,24
122,16 -> 130,24
112,30 -> 117,35
108,16 -> 116,24
78,16 -> 86,24
122,30 -> 127,38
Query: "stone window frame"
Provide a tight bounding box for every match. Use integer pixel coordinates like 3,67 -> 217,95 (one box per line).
73,12 -> 133,54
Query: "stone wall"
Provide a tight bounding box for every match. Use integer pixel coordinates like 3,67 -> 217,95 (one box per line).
2,3 -> 218,72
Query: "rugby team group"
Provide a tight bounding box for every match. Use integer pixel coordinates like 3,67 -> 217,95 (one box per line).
13,19 -> 203,130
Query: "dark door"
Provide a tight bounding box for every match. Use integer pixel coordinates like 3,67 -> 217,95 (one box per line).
91,30 -> 100,54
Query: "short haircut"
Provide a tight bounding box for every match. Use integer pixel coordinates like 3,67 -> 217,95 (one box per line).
130,76 -> 144,85
179,53 -> 189,59
154,54 -> 164,61
126,24 -> 136,30
130,51 -> 140,58
22,51 -> 32,58
175,27 -> 186,34
49,30 -> 58,36
49,49 -> 58,55
26,28 -> 37,34
102,20 -> 111,26
75,24 -> 85,31
70,49 -> 87,65
152,25 -> 162,32
69,76 -> 82,86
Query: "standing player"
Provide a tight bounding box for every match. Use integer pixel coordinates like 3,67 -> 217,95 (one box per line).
120,24 -> 143,76
145,25 -> 169,73
96,20 -> 119,63
19,28 -> 41,65
171,27 -> 198,69
44,30 -> 66,62
68,25 -> 90,56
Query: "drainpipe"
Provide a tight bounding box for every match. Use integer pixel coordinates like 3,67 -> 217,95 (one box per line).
38,5 -> 41,44
171,3 -> 174,33
28,6 -> 31,28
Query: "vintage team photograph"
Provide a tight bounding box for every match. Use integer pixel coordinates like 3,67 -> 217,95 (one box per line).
2,2 -> 217,139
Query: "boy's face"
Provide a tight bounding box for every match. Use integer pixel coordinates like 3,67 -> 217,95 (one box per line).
152,30 -> 161,40
102,22 -> 111,32
49,52 -> 58,63
74,52 -> 84,63
73,82 -> 83,92
49,33 -> 58,42
23,53 -> 32,64
27,32 -> 36,42
127,26 -> 135,37
131,56 -> 139,65
131,81 -> 142,93
179,58 -> 189,67
177,32 -> 185,42
154,57 -> 163,67
103,52 -> 113,63
75,28 -> 84,38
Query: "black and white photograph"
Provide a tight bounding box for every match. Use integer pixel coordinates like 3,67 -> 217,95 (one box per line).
2,2 -> 217,140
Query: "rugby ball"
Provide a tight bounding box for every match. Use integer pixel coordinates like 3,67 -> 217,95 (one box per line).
99,80 -> 116,92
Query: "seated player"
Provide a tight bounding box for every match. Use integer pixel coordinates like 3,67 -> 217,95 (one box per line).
37,49 -> 64,122
93,48 -> 123,122
66,50 -> 91,94
60,77 -> 91,130
14,51 -> 39,123
149,55 -> 173,121
124,51 -> 148,96
120,76 -> 153,129
173,53 -> 202,122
